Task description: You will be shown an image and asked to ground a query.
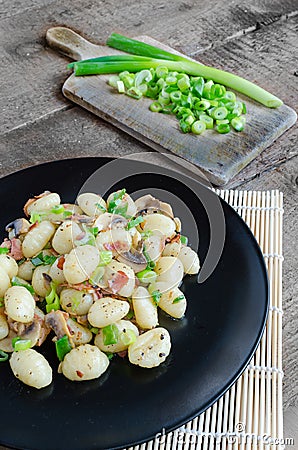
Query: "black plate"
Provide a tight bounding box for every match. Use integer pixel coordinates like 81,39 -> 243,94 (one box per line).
0,158 -> 268,450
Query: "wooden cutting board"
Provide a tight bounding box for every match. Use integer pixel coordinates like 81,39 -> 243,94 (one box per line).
46,27 -> 297,186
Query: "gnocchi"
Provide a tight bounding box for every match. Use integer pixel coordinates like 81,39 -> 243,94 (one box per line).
0,188 -> 200,388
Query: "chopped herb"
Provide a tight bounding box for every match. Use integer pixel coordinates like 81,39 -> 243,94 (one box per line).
0,350 -> 9,362
45,282 -> 60,313
108,189 -> 126,214
89,327 -> 99,334
0,298 -> 4,307
11,277 -> 35,295
17,258 -> 26,266
105,352 -> 114,360
180,235 -> 188,245
51,205 -> 65,214
141,230 -> 153,239
99,251 -> 113,266
12,337 -> 32,351
103,324 -> 119,346
55,335 -> 72,361
63,210 -> 73,218
95,202 -> 107,212
0,248 -> 9,255
31,252 -> 57,267
151,290 -> 161,306
172,294 -> 185,304
126,216 -> 144,230
120,329 -> 137,346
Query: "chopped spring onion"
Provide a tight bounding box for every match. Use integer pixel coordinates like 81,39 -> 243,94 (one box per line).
216,123 -> 231,134
89,227 -> 99,236
0,350 -> 9,362
231,116 -> 246,132
55,335 -> 72,361
212,107 -> 228,120
45,282 -> 60,313
51,205 -> 64,214
151,290 -> 161,306
29,212 -> 43,224
0,298 -> 4,307
136,269 -> 157,284
11,277 -> 35,295
120,329 -> 137,346
108,189 -> 126,214
103,324 -> 119,346
89,327 -> 99,334
89,265 -> 105,285
99,251 -> 113,266
0,247 -> 9,255
180,235 -> 188,245
105,352 -> 115,360
117,80 -> 125,93
172,294 -> 185,304
95,202 -> 107,212
141,230 -> 153,239
31,252 -> 57,267
12,338 -> 32,351
143,247 -> 155,269
191,120 -> 206,135
126,216 -> 144,230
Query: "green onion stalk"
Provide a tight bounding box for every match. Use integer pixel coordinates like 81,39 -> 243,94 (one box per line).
70,33 -> 282,108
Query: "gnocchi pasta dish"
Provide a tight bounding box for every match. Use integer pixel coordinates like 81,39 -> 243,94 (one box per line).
0,189 -> 200,388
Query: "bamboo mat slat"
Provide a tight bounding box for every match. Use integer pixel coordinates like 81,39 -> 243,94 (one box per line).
129,190 -> 284,450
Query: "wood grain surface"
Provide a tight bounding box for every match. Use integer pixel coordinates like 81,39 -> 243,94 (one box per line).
0,0 -> 297,441
46,27 -> 296,186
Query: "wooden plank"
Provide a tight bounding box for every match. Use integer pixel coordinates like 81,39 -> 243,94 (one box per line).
0,0 -> 297,134
0,0 -> 56,20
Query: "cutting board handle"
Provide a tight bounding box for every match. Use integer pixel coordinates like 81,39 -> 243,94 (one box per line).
46,27 -> 108,61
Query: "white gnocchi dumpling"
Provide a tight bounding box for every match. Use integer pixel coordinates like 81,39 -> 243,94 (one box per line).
128,327 -> 171,368
22,221 -> 56,258
17,260 -> 35,281
0,266 -> 11,297
103,261 -> 135,297
0,313 -> 9,340
162,241 -> 182,258
63,245 -> 100,284
48,258 -> 66,285
154,256 -> 184,289
32,265 -> 51,297
158,287 -> 186,319
60,288 -> 94,315
142,214 -> 175,239
94,320 -> 139,353
26,192 -> 61,216
88,297 -> 130,328
77,193 -> 106,217
67,319 -> 93,346
178,246 -> 200,274
60,344 -> 109,381
132,286 -> 158,329
144,235 -> 165,262
10,349 -> 52,389
0,255 -> 18,279
95,229 -> 132,255
52,221 -> 82,254
4,286 -> 35,323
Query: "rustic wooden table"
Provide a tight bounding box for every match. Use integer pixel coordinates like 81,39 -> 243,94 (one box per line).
0,0 -> 297,447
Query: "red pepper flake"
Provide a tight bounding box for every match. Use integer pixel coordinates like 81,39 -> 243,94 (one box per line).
76,370 -> 84,378
57,256 -> 65,270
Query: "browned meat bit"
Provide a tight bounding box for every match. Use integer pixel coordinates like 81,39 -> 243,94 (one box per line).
45,310 -> 74,347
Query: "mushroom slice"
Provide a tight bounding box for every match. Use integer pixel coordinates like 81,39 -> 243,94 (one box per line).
45,310 -> 74,346
5,218 -> 30,238
135,195 -> 173,218
19,321 -> 42,347
94,213 -> 128,232
117,248 -> 147,273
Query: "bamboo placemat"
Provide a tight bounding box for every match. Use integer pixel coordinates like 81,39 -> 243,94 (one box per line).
128,189 -> 284,450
